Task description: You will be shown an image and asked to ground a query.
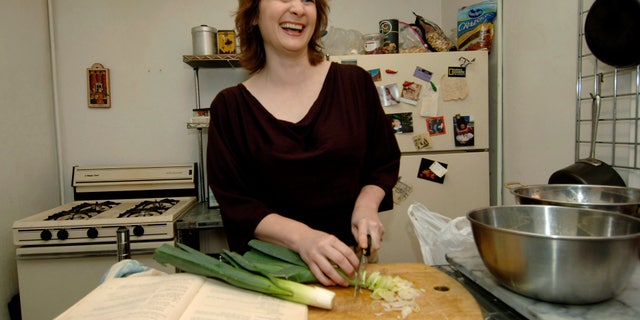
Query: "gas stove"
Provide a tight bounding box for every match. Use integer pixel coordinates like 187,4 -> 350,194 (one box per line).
13,163 -> 200,320
12,163 -> 198,248
12,197 -> 197,246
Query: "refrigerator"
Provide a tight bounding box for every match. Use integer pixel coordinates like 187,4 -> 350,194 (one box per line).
330,51 -> 490,263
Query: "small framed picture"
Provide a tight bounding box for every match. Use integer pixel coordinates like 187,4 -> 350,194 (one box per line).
87,63 -> 111,108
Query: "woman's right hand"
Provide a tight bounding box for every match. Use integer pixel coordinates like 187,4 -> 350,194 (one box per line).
293,231 -> 359,287
254,214 -> 359,287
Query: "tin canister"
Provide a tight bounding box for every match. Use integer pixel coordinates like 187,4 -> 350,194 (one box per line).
191,25 -> 217,55
217,30 -> 237,54
379,19 -> 399,54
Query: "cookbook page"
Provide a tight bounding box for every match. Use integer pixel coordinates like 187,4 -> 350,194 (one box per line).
179,278 -> 307,320
54,273 -> 205,320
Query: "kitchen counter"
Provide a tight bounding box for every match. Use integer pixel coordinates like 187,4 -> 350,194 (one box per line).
176,202 -> 223,229
446,249 -> 640,320
175,203 -> 227,255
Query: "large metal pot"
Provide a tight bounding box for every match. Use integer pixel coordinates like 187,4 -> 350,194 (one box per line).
505,182 -> 640,217
468,205 -> 640,304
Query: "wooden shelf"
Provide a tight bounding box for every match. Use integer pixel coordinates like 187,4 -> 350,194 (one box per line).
187,122 -> 208,129
183,54 -> 241,68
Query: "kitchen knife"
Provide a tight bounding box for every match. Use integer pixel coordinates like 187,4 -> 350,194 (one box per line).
354,234 -> 372,297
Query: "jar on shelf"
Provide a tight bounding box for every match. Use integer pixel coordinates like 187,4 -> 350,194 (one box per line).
362,33 -> 383,54
191,25 -> 217,55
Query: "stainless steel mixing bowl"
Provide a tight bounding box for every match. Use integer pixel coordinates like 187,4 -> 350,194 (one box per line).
506,183 -> 640,217
468,205 -> 640,304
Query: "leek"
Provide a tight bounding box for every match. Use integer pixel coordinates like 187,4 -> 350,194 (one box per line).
247,239 -> 307,267
154,243 -> 290,295
153,243 -> 335,310
242,248 -> 317,283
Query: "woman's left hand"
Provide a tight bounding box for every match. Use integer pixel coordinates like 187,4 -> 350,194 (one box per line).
351,206 -> 384,255
350,185 -> 386,255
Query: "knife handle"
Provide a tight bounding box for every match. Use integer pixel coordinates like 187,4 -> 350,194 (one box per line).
364,234 -> 371,257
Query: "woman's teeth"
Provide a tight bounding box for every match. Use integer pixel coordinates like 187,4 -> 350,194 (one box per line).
280,23 -> 303,31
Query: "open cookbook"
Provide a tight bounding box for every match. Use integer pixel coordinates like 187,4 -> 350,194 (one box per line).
54,272 -> 307,320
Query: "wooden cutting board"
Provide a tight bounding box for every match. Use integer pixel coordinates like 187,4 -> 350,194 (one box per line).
308,263 -> 483,320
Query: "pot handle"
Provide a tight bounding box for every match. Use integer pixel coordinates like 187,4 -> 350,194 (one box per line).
504,181 -> 526,190
587,74 -> 603,161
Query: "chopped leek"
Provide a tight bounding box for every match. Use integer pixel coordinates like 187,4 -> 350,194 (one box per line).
364,271 -> 423,319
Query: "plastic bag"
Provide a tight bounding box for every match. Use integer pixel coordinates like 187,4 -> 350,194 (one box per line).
407,202 -> 475,265
412,12 -> 456,52
321,26 -> 363,55
399,21 -> 429,53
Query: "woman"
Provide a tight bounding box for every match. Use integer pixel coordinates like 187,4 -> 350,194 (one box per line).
207,0 -> 400,287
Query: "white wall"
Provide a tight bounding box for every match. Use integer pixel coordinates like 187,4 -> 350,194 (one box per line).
501,1 -> 578,204
1,0 -> 60,319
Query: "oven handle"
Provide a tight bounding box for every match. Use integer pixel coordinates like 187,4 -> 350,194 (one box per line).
15,241 -> 173,260
15,248 -> 157,260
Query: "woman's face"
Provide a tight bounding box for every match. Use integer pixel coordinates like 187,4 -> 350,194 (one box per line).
257,0 -> 317,56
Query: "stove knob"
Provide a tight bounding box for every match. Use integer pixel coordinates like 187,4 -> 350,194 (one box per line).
40,229 -> 52,241
57,229 -> 69,240
87,227 -> 99,239
133,225 -> 145,237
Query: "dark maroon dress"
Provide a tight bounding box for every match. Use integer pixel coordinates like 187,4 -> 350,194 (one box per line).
207,62 -> 400,252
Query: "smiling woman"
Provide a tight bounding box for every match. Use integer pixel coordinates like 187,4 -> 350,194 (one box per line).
235,0 -> 328,74
206,0 -> 400,289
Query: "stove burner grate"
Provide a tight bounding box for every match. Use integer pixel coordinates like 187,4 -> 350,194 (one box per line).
45,201 -> 120,221
117,198 -> 179,218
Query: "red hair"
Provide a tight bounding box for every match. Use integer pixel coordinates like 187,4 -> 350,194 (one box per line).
235,0 -> 329,74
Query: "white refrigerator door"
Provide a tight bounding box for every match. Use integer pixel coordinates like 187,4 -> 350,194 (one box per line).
330,51 -> 488,153
378,152 -> 490,263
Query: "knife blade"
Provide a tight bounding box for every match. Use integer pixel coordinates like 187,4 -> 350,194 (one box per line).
354,234 -> 371,297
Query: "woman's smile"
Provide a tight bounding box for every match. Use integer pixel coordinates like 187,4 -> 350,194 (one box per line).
280,22 -> 304,35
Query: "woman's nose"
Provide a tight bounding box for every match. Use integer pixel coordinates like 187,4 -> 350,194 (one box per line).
289,0 -> 304,15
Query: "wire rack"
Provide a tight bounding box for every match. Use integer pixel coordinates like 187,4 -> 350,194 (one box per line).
577,0 -> 640,182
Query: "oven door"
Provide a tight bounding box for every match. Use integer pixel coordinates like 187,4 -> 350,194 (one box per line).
16,241 -> 176,320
